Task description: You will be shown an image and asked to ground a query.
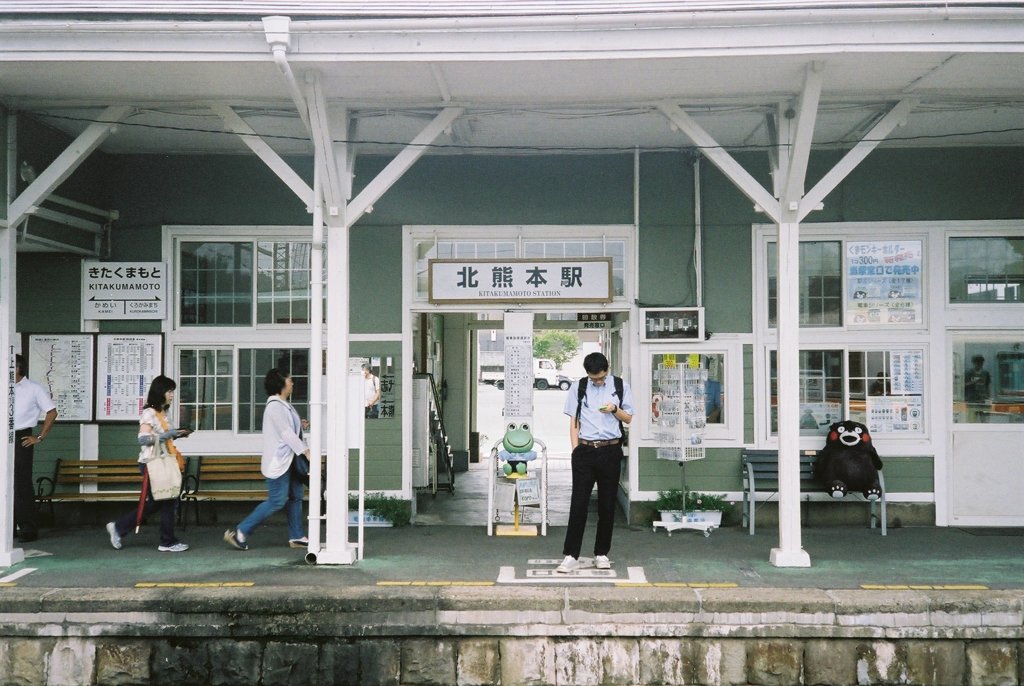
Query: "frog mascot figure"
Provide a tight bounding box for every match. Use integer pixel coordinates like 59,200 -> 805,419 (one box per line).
499,422 -> 537,478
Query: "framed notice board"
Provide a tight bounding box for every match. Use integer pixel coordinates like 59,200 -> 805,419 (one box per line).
95,334 -> 163,421
27,333 -> 95,422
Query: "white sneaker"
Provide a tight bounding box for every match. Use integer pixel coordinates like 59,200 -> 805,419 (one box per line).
105,522 -> 122,550
595,555 -> 611,570
556,555 -> 578,574
157,542 -> 189,553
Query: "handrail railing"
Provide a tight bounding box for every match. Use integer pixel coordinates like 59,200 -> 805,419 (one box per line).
415,372 -> 455,494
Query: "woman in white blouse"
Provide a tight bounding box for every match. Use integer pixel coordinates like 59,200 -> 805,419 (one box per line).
224,368 -> 310,551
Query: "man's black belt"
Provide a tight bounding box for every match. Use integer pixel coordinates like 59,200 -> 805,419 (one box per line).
578,438 -> 621,448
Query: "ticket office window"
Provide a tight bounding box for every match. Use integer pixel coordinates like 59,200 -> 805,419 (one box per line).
769,348 -> 926,438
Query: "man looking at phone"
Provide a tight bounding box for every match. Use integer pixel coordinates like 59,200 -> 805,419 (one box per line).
557,352 -> 633,573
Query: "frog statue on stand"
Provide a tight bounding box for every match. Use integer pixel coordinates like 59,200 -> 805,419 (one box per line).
499,422 -> 537,478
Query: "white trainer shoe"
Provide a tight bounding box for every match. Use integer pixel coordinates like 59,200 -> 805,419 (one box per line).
595,555 -> 612,570
556,555 -> 579,573
105,522 -> 122,550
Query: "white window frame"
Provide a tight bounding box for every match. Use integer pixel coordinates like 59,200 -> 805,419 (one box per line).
638,338 -> 745,445
753,222 -> 934,455
163,225 -> 318,454
944,223 -> 1024,328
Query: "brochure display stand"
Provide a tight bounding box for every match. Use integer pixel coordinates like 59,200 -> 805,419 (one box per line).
651,363 -> 718,537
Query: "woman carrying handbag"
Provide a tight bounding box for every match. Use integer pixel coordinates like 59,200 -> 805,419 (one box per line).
105,375 -> 191,552
224,368 -> 310,551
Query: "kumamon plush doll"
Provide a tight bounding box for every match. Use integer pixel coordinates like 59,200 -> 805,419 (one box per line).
813,420 -> 884,500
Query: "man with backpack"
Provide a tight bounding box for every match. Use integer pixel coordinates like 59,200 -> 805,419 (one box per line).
557,352 -> 633,573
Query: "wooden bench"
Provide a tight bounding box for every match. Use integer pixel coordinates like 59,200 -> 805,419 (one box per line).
35,457 -> 189,519
180,455 -> 324,524
740,449 -> 886,536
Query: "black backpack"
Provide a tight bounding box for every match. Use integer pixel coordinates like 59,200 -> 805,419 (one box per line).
574,375 -> 627,446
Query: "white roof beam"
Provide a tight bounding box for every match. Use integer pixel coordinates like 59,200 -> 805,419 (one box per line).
782,62 -> 823,210
209,102 -> 313,212
657,101 -> 780,224
305,70 -> 346,213
798,98 -> 917,220
6,105 -> 131,230
347,106 -> 463,228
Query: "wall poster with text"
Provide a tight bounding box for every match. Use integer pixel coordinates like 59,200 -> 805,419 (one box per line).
845,240 -> 922,327
95,334 -> 163,421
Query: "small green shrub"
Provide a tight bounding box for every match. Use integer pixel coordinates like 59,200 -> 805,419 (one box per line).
655,489 -> 732,513
348,492 -> 412,527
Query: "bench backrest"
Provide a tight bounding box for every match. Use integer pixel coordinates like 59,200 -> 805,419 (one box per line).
741,449 -> 819,485
55,459 -> 142,485
194,456 -> 265,482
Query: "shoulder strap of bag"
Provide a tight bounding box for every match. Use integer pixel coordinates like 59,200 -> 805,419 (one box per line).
574,378 -> 588,428
574,376 -> 627,437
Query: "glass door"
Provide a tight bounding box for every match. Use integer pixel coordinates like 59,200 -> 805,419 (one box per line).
948,333 -> 1024,525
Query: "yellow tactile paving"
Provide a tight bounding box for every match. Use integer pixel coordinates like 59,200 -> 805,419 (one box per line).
135,582 -> 256,588
861,584 -> 989,590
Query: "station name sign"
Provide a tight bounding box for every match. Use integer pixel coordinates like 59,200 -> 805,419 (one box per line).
428,258 -> 613,304
82,261 -> 167,319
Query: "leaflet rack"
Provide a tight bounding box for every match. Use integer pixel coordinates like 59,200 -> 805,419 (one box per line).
651,363 -> 718,537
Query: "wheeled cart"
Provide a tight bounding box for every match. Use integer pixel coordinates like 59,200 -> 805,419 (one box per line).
486,437 -> 548,536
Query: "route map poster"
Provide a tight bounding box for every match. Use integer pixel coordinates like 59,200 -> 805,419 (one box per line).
95,334 -> 162,421
28,334 -> 95,421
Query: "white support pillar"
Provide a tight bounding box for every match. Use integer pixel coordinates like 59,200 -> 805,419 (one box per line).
6,105 -> 131,230
769,218 -> 811,568
1,113 -> 23,567
306,72 -> 355,565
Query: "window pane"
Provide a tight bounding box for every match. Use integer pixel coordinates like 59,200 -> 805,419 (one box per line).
847,350 -> 925,433
177,347 -> 233,431
767,241 -> 842,328
180,242 -> 253,325
953,337 -> 1024,424
770,349 -> 843,436
949,237 -> 1024,303
238,348 -> 310,433
649,353 -> 725,424
255,241 -> 312,324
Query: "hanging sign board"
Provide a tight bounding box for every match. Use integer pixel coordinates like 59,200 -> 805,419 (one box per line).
503,311 -> 534,421
429,258 -> 612,304
82,261 -> 167,319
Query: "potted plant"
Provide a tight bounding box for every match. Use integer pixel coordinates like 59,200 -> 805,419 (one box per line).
684,491 -> 730,527
655,489 -> 731,526
655,489 -> 689,523
347,492 -> 412,527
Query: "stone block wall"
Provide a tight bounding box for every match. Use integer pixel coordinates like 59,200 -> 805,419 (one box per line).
1,586 -> 1022,685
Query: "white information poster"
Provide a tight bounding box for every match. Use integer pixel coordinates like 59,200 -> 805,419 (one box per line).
845,240 -> 922,326
28,334 -> 94,421
889,350 -> 925,395
503,311 -> 534,421
95,334 -> 162,421
867,396 -> 924,433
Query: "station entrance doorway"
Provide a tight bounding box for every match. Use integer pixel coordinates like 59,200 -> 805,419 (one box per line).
412,310 -> 629,527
